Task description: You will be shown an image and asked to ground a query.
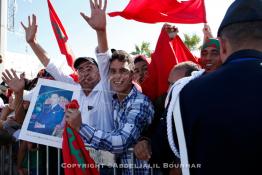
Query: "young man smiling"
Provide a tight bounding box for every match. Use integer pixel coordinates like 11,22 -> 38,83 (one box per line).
109,50 -> 135,100
199,38 -> 222,73
66,0 -> 154,174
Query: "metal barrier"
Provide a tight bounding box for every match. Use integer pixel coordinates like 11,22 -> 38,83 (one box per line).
0,144 -> 157,175
0,144 -> 13,175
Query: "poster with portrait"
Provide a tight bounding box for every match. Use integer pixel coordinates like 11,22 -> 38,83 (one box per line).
19,78 -> 80,148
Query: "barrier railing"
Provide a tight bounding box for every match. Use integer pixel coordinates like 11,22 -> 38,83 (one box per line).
0,144 -> 155,175
0,144 -> 13,175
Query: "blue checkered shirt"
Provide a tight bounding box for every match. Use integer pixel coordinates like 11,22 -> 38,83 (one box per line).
79,86 -> 154,175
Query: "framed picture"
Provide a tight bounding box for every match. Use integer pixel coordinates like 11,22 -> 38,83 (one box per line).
19,78 -> 80,148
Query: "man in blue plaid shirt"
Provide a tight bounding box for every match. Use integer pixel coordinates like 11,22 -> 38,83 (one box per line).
65,0 -> 154,174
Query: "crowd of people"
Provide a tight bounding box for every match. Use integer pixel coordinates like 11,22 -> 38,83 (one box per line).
0,0 -> 261,175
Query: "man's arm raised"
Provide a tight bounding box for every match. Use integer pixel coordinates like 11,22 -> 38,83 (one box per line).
203,23 -> 214,42
21,14 -> 75,84
81,0 -> 108,53
80,0 -> 110,85
21,14 -> 50,67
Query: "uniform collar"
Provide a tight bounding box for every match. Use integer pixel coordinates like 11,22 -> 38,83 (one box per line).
224,49 -> 262,65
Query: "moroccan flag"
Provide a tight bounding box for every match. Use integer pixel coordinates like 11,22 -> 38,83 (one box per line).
62,100 -> 99,175
47,0 -> 75,70
62,124 -> 99,175
141,25 -> 199,100
109,0 -> 206,24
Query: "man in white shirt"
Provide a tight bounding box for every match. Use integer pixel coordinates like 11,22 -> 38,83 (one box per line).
21,15 -> 114,132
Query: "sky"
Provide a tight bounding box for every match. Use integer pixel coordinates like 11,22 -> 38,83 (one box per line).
6,0 -> 234,75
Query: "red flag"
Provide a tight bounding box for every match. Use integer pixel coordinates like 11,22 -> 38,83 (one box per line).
62,100 -> 99,175
69,72 -> 79,83
109,0 -> 206,24
47,0 -> 75,70
62,124 -> 99,175
141,26 -> 199,100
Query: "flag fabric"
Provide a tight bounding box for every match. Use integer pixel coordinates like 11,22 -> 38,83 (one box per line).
62,100 -> 99,175
62,124 -> 99,175
141,26 -> 199,100
69,72 -> 79,83
47,0 -> 75,70
108,0 -> 206,24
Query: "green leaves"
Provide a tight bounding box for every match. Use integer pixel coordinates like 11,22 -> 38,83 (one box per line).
131,41 -> 152,58
183,33 -> 201,51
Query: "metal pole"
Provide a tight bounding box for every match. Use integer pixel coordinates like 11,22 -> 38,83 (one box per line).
57,148 -> 61,175
113,165 -> 117,175
3,146 -> 6,175
36,144 -> 39,175
27,148 -> 30,175
8,144 -> 12,175
151,166 -> 154,174
130,148 -> 134,175
0,146 -> 4,175
46,146 -> 49,175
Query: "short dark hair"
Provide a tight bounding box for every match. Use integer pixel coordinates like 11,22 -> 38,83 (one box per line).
174,61 -> 200,77
37,69 -> 53,78
219,21 -> 262,51
24,69 -> 54,90
134,55 -> 148,64
109,50 -> 134,71
24,78 -> 38,91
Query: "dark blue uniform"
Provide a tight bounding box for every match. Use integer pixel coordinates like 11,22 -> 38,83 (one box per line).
30,104 -> 64,135
179,50 -> 262,175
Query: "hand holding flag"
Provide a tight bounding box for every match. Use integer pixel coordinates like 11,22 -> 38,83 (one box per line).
65,99 -> 80,109
63,99 -> 99,175
65,100 -> 82,131
164,24 -> 179,40
203,23 -> 214,42
141,25 -> 199,100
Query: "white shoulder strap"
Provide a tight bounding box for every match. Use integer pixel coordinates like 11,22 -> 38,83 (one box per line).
173,95 -> 190,175
166,69 -> 205,175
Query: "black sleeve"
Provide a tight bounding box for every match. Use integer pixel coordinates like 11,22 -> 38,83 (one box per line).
140,94 -> 167,138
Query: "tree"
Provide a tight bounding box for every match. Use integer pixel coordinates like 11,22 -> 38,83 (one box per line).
131,41 -> 152,58
183,33 -> 201,51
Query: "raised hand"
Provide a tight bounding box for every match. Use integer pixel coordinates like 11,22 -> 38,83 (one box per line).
203,23 -> 214,40
80,0 -> 107,32
164,23 -> 178,40
21,14 -> 50,66
21,14 -> 38,44
2,69 -> 25,93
